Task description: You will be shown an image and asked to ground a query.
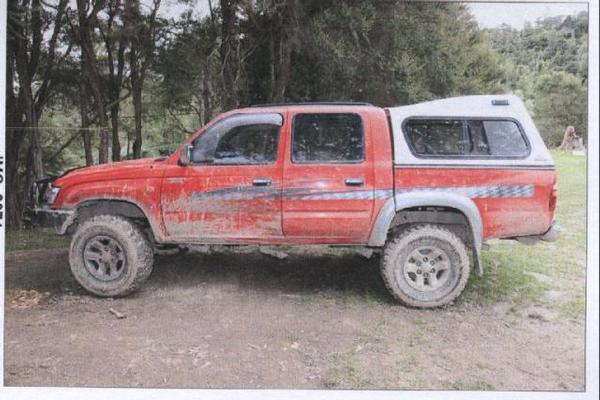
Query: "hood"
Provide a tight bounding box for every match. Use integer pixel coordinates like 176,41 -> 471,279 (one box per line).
54,157 -> 165,187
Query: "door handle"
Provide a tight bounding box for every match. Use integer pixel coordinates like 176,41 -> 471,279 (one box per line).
252,178 -> 272,187
344,177 -> 364,186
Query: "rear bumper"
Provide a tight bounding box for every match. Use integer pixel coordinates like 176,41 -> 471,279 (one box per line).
539,221 -> 563,242
514,221 -> 563,245
26,206 -> 75,235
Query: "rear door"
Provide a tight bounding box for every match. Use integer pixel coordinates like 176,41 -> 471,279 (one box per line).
281,112 -> 375,243
161,113 -> 285,241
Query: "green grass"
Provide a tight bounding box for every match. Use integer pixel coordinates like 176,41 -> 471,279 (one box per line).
5,228 -> 70,252
321,351 -> 374,388
559,294 -> 586,320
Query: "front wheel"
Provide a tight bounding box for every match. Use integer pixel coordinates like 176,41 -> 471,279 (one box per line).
380,224 -> 470,308
69,215 -> 154,297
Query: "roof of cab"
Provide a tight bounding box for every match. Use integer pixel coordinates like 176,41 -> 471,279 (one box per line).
231,101 -> 384,116
250,101 -> 375,108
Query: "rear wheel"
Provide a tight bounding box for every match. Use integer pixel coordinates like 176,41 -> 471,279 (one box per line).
69,215 -> 154,297
381,224 -> 470,308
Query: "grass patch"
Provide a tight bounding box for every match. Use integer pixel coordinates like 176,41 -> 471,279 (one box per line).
559,295 -> 585,320
462,250 -> 550,307
321,351 -> 373,389
5,228 -> 70,252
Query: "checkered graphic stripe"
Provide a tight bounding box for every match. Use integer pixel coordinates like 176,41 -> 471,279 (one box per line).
192,185 -> 534,201
396,184 -> 535,199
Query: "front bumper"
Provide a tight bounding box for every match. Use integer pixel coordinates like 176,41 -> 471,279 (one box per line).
26,206 -> 75,235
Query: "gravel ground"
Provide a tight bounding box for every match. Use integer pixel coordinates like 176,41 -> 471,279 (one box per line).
3,246 -> 585,390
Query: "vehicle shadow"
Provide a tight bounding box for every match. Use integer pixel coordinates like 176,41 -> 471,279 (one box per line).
150,248 -> 393,304
4,247 -> 393,304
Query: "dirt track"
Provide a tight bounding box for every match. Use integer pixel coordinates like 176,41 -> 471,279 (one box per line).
4,247 -> 585,390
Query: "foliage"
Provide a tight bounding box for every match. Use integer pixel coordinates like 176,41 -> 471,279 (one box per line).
486,12 -> 588,146
531,71 -> 587,146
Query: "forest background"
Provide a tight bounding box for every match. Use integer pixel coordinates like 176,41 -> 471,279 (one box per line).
4,0 -> 589,227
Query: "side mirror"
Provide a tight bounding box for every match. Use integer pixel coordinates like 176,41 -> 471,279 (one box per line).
179,144 -> 193,166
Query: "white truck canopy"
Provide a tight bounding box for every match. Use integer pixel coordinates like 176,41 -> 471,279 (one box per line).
386,95 -> 554,167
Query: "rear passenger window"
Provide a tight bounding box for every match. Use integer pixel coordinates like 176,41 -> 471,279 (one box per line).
292,113 -> 364,163
404,118 -> 529,158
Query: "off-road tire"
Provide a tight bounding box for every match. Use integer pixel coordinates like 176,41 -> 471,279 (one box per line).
69,215 -> 154,297
381,224 -> 470,308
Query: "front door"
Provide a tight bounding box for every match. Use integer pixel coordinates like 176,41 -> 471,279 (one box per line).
161,113 -> 285,241
281,112 -> 375,243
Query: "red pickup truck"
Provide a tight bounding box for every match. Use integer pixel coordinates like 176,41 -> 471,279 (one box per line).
30,95 -> 561,307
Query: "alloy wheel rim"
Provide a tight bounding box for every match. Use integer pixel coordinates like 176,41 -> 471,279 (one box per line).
83,235 -> 127,282
402,246 -> 451,292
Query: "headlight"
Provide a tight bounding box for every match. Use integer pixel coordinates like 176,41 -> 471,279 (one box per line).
44,186 -> 61,205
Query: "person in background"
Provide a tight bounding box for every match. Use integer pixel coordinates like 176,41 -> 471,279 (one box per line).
558,126 -> 580,151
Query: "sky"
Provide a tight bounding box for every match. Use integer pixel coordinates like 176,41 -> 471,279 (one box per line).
467,2 -> 588,29
157,1 -> 589,29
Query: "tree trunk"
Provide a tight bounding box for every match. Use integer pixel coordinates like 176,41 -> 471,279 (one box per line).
131,48 -> 143,159
220,0 -> 239,109
78,64 -> 94,166
13,11 -> 45,181
76,0 -> 110,164
202,60 -> 213,124
81,122 -> 94,167
132,82 -> 143,159
125,0 -> 161,158
84,65 -> 110,164
5,126 -> 26,228
5,24 -> 25,227
273,0 -> 297,102
104,3 -> 126,162
111,106 -> 121,161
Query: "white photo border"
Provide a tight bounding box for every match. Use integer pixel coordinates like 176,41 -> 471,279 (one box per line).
0,0 -> 597,399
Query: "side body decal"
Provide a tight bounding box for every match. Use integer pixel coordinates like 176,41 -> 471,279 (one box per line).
190,184 -> 534,202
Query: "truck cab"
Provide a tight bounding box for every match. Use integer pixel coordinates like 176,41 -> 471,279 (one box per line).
160,103 -> 393,245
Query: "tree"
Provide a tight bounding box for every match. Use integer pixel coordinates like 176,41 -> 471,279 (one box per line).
486,12 -> 588,146
69,0 -> 111,164
100,0 -> 128,161
124,0 -> 162,159
6,0 -> 70,226
531,71 -> 587,146
156,15 -> 218,127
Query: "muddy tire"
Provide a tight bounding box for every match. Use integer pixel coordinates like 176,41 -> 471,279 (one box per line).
69,215 -> 154,297
381,224 -> 470,308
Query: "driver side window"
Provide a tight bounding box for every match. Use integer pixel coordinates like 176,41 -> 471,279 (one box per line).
191,113 -> 283,165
